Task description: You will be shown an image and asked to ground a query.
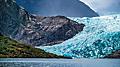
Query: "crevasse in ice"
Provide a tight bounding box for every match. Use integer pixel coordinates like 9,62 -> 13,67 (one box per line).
37,14 -> 120,58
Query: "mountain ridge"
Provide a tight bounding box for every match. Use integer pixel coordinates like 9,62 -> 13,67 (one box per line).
0,0 -> 85,46
16,0 -> 99,17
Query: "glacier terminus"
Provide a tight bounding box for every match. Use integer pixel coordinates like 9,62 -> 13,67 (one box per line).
37,14 -> 120,58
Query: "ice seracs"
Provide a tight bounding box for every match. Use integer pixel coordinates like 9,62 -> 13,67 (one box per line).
38,14 -> 120,58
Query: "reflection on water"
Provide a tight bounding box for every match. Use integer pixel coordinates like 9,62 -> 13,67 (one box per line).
0,58 -> 120,67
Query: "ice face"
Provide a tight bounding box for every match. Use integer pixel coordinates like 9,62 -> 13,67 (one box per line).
37,14 -> 120,58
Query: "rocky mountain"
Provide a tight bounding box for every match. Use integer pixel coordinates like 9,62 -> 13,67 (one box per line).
19,16 -> 85,46
0,0 -> 120,59
0,0 -> 85,46
16,0 -> 99,17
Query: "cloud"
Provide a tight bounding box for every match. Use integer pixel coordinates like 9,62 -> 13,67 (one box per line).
80,0 -> 120,15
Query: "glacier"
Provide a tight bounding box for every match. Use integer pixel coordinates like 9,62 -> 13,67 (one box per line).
37,14 -> 120,58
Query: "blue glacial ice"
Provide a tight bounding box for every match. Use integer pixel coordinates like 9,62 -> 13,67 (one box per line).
37,14 -> 120,58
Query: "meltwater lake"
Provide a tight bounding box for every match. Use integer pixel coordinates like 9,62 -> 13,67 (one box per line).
0,58 -> 120,67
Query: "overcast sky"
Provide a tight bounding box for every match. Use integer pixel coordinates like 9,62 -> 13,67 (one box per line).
80,0 -> 120,15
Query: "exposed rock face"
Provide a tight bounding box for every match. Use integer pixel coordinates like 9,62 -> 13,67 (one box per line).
0,0 -> 85,46
18,16 -> 85,46
0,0 -> 29,37
105,50 -> 120,58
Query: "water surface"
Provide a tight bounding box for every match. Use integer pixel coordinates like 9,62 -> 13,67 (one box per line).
0,58 -> 120,67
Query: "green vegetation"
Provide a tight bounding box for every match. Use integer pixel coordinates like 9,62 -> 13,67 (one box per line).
0,35 -> 67,58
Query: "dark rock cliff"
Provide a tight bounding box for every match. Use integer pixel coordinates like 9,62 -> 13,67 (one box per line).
18,16 -> 85,46
0,0 -> 85,46
105,50 -> 120,58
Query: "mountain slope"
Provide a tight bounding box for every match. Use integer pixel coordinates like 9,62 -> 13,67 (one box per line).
0,34 -> 67,58
0,0 -> 85,46
16,0 -> 99,17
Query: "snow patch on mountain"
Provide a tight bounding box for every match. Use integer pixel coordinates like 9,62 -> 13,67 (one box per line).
80,0 -> 120,15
